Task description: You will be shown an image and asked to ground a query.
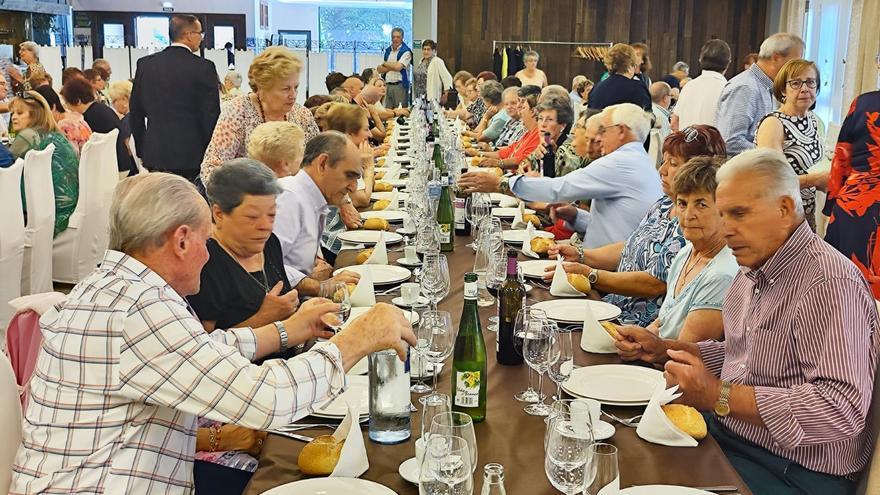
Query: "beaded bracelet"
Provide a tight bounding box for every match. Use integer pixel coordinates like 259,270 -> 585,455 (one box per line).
208,424 -> 221,452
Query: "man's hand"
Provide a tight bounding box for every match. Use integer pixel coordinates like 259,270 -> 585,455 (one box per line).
254,282 -> 299,323
331,303 -> 418,366
547,243 -> 579,261
664,349 -> 721,411
310,259 -> 334,281
485,105 -> 500,119
614,325 -> 669,363
339,203 -> 363,230
464,148 -> 480,157
542,261 -> 590,281
457,171 -> 502,194
551,204 -> 578,223
283,297 -> 338,343
332,269 -> 361,286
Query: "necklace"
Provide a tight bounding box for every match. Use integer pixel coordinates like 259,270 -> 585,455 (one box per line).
214,236 -> 270,294
255,93 -> 266,123
679,237 -> 726,288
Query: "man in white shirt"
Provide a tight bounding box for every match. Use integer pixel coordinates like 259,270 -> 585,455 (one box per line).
275,131 -> 361,296
672,39 -> 732,132
377,27 -> 413,109
650,81 -> 672,141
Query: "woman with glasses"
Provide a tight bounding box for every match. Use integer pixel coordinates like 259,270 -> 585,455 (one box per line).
755,59 -> 828,231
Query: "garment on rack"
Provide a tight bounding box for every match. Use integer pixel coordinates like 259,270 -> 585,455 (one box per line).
511,47 -> 524,75
501,48 -> 509,78
493,48 -> 503,80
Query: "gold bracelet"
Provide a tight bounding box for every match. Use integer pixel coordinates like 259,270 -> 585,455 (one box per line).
208,425 -> 221,452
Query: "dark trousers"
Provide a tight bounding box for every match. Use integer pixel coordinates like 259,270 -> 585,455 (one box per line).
706,416 -> 856,495
193,460 -> 253,495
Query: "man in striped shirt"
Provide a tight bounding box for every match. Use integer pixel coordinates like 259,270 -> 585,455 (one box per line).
616,149 -> 880,495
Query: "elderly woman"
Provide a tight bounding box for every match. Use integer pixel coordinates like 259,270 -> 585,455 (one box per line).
490,86 -> 527,149
412,39 -> 453,103
352,85 -> 387,143
34,85 -> 92,158
9,91 -> 79,236
462,78 -> 486,129
515,50 -> 548,88
466,84 -> 542,170
369,78 -> 409,120
544,125 -> 727,326
573,78 -> 594,119
588,43 -> 651,111
247,121 -> 305,178
222,70 -> 243,101
526,94 -> 576,177
445,70 -> 475,118
201,46 -> 320,181
9,41 -> 44,90
108,80 -> 133,138
83,68 -> 108,103
463,80 -> 507,144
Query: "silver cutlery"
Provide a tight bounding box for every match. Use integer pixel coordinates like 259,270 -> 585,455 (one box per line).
270,430 -> 315,442
375,286 -> 400,296
273,423 -> 339,432
602,411 -> 642,427
692,487 -> 740,493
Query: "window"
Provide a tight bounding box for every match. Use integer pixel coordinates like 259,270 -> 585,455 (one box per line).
214,25 -> 235,50
136,16 -> 170,49
318,6 -> 412,52
103,23 -> 125,48
803,0 -> 853,125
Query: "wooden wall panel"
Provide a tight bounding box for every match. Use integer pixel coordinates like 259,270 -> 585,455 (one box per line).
437,0 -> 769,88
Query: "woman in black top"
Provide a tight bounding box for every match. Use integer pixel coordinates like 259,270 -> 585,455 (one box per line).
60,76 -> 137,176
588,43 -> 652,111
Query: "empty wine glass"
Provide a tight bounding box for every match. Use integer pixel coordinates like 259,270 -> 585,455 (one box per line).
421,253 -> 450,311
546,322 -> 574,401
523,316 -> 553,416
318,280 -> 352,333
485,251 -> 507,332
419,435 -> 474,495
545,411 -> 595,495
417,310 -> 456,395
420,393 -> 451,439
410,302 -> 433,393
585,443 -> 619,495
513,307 -> 546,404
466,193 -> 492,249
430,411 -> 478,474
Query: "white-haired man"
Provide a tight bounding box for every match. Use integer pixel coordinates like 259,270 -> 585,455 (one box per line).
716,32 -> 804,157
10,172 -> 416,494
458,102 -> 663,247
614,149 -> 879,495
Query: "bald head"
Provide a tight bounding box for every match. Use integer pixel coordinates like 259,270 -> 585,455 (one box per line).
650,81 -> 672,109
341,77 -> 365,100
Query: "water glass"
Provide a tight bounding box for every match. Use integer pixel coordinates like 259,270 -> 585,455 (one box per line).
513,307 -> 547,404
585,443 -> 619,495
523,316 -> 553,416
417,310 -> 456,394
410,302 -> 433,393
485,252 -> 507,331
421,253 -> 450,311
419,435 -> 474,495
419,393 -> 451,439
544,413 -> 595,495
318,281 -> 352,333
546,322 -> 574,401
430,412 -> 478,474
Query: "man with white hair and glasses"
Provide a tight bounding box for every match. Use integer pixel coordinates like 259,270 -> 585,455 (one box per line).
11,172 -> 416,494
715,32 -> 804,157
458,102 -> 663,247
614,148 -> 880,495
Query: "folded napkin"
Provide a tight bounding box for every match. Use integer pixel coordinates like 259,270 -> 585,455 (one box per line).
9,292 -> 67,315
329,402 -> 370,477
510,202 -> 528,229
579,301 -> 617,354
339,242 -> 366,252
636,383 -> 698,447
550,255 -> 583,297
521,222 -> 539,258
497,195 -> 518,208
364,232 -> 388,265
350,267 -> 376,307
384,163 -> 402,181
384,189 -> 400,211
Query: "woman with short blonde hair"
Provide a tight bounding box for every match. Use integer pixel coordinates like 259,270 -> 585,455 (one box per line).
247,121 -> 305,177
587,43 -> 651,111
108,80 -> 133,118
201,46 -> 319,181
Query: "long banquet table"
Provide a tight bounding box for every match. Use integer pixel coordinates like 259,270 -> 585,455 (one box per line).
243,225 -> 752,495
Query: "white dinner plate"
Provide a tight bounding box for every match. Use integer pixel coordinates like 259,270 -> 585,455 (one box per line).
492,207 -> 535,218
593,420 -> 616,441
392,295 -> 431,308
502,229 -> 555,244
372,191 -> 410,202
620,486 -> 713,495
312,375 -> 369,418
399,457 -> 420,484
531,299 -> 621,322
519,259 -> 556,279
397,256 -> 421,267
384,179 -> 409,188
333,264 -> 412,285
337,230 -> 404,245
489,193 -> 519,207
348,356 -> 368,375
360,210 -> 410,223
562,365 -> 664,405
262,478 -> 397,495
341,306 -> 421,327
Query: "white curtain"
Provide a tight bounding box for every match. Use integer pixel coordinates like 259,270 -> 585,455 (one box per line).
777,0 -> 808,35
335,53 -> 354,77
843,0 -> 880,105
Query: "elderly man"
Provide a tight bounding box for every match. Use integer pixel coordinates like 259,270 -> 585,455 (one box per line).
275,131 -> 361,296
672,39 -> 731,131
569,75 -> 588,108
10,172 -> 416,494
377,27 -> 413,108
615,148 -> 879,495
650,81 -> 672,141
341,76 -> 365,102
716,32 -> 804,157
458,103 -> 663,248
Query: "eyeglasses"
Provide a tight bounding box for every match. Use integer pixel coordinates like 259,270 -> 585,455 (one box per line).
597,124 -> 623,135
188,30 -> 205,38
786,78 -> 818,90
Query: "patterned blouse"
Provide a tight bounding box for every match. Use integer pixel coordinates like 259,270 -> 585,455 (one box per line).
604,196 -> 686,326
56,112 -> 92,158
467,98 -> 486,129
495,118 -> 526,148
201,94 -> 320,180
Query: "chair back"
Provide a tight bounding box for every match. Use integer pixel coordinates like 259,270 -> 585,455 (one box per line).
857,301 -> 880,495
21,145 -> 55,295
647,129 -> 662,169
0,352 -> 22,494
5,310 -> 44,409
0,159 -> 25,334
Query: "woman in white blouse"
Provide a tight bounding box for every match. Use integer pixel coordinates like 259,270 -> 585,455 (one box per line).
515,50 -> 548,88
412,39 -> 453,102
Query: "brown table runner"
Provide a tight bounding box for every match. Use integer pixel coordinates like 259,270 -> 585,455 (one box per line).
245,233 -> 752,494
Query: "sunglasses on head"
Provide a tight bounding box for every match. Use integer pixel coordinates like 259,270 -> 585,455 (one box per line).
683,126 -> 701,143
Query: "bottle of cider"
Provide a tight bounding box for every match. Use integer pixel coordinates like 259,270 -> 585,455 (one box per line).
452,272 -> 487,422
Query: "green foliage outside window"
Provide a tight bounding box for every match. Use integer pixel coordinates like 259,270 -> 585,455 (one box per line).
318,6 -> 412,52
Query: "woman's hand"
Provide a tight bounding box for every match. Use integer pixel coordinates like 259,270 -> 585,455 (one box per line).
542,261 -> 591,281
220,425 -> 269,456
284,297 -> 338,342
254,282 -> 299,323
547,243 -> 579,261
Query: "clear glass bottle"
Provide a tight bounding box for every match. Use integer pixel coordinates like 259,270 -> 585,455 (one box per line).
480,463 -> 507,495
368,348 -> 411,444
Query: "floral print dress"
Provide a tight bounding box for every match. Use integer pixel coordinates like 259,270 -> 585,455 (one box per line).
56,112 -> 92,158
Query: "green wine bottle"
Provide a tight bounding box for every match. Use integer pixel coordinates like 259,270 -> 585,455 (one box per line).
436,175 -> 455,252
497,249 -> 525,365
452,272 -> 487,422
432,140 -> 445,174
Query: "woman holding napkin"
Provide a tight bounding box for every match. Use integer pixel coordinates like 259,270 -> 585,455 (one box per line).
545,125 -> 726,326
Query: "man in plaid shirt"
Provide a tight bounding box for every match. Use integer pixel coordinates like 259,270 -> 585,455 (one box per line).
10,172 -> 416,494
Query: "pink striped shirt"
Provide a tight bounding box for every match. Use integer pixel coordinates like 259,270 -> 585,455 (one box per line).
698,221 -> 880,477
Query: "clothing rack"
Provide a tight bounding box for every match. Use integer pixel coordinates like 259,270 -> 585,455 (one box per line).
492,40 -> 614,62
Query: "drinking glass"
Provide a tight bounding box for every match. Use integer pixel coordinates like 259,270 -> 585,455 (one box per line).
585,443 -> 619,495
318,281 -> 352,333
544,412 -> 595,495
513,307 -> 546,404
484,252 -> 507,332
410,302 -> 433,393
523,316 -> 553,416
417,310 -> 456,395
419,393 -> 451,439
466,193 -> 492,249
430,412 -> 478,474
546,322 -> 573,401
421,253 -> 450,311
419,435 -> 474,495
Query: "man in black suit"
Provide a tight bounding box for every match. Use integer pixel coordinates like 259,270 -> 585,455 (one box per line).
130,14 -> 220,181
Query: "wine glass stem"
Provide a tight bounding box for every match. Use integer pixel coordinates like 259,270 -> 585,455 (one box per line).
536,370 -> 545,405
432,359 -> 439,392
528,366 -> 535,393
555,382 -> 562,401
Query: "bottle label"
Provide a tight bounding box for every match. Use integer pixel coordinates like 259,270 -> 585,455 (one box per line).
454,198 -> 466,228
439,223 -> 452,243
464,281 -> 478,299
454,371 -> 481,408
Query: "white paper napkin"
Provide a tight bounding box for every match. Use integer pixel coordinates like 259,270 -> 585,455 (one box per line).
350,267 -> 376,307
550,255 -> 583,297
384,189 -> 400,211
579,301 -> 617,354
521,222 -> 539,258
339,242 -> 366,252
364,232 -> 388,265
497,195 -> 519,208
636,383 -> 698,447
384,163 -> 402,181
329,403 -> 370,477
510,202 -> 527,229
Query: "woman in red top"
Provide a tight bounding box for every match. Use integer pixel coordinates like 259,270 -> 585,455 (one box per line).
467,84 -> 542,170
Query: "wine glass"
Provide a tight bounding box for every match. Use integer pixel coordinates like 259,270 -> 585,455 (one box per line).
421,253 -> 450,311
545,412 -> 595,495
466,193 -> 492,249
484,251 -> 507,332
417,310 -> 456,395
513,307 -> 546,403
419,435 -> 474,495
410,302 -> 433,393
585,443 -> 619,495
547,322 -> 573,401
430,412 -> 478,474
318,281 -> 352,333
419,393 -> 451,439
523,316 -> 553,416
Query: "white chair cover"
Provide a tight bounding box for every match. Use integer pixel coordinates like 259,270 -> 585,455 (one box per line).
52,130 -> 119,284
0,352 -> 22,494
21,145 -> 56,296
0,159 -> 25,333
647,129 -> 662,169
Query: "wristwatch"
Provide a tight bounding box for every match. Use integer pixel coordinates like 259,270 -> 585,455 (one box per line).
714,381 -> 733,417
498,176 -> 511,195
273,321 -> 289,351
588,268 -> 600,285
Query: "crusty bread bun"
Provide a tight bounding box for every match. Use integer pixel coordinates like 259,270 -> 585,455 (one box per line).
599,321 -> 619,339
470,157 -> 482,166
356,248 -> 374,265
297,435 -> 345,475
491,167 -> 504,177
363,218 -> 390,231
662,404 -> 707,440
522,214 -> 541,227
567,273 -> 592,294
374,182 -> 394,192
375,171 -> 385,180
530,236 -> 554,255
372,200 -> 391,211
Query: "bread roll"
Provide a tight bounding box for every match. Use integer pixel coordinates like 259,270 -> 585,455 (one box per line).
375,171 -> 385,180
372,200 -> 391,211
567,273 -> 592,294
374,182 -> 393,192
356,248 -> 374,265
470,157 -> 482,166
491,167 -> 504,177
522,214 -> 541,227
297,435 -> 345,475
662,404 -> 707,440
363,218 -> 390,231
530,236 -> 555,254
599,321 -> 619,339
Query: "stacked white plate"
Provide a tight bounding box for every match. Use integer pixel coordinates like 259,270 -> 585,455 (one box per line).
360,210 -> 410,223
502,229 -> 554,244
262,478 -> 396,495
312,375 -> 370,419
531,299 -> 621,322
332,264 -> 412,285
492,207 -> 535,218
337,230 -> 404,245
562,365 -> 663,406
489,192 -> 519,207
519,259 -> 556,279
371,191 -> 410,202
620,487 -> 714,495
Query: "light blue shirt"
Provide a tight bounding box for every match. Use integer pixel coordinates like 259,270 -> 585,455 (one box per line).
509,141 -> 664,248
274,170 -> 330,287
715,63 -> 776,157
656,243 -> 740,339
483,109 -> 511,143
